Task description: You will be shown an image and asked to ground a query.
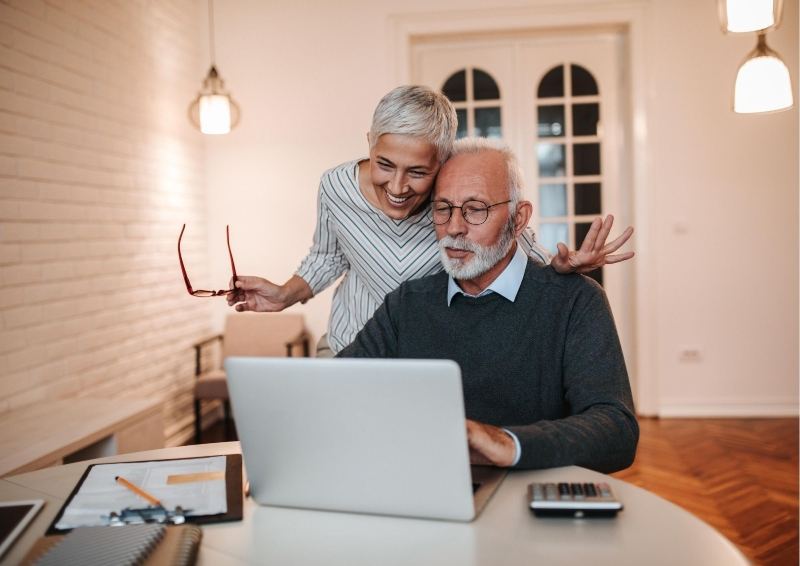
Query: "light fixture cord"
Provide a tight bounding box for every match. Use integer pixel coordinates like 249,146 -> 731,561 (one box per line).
208,0 -> 216,66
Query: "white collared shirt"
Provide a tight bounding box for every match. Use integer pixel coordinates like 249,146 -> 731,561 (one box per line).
446,244 -> 528,466
446,243 -> 529,305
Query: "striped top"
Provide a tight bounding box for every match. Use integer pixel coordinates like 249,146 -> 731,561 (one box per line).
296,160 -> 550,353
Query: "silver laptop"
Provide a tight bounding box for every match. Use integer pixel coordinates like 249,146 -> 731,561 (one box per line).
225,357 -> 506,522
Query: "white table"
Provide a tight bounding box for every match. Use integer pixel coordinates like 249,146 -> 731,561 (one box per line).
0,443 -> 748,566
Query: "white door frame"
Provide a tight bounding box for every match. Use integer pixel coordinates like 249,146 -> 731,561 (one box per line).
389,1 -> 659,415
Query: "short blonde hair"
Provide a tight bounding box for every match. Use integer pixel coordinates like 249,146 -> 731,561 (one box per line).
369,85 -> 458,163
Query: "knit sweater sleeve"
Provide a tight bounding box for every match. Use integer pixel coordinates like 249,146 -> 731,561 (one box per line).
506,280 -> 639,473
336,288 -> 400,358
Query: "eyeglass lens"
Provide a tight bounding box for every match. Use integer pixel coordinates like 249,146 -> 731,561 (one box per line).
431,200 -> 508,225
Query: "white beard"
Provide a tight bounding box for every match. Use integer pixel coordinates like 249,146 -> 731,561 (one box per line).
438,219 -> 516,280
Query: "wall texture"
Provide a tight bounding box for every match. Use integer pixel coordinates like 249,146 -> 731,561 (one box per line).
205,0 -> 798,416
0,0 -> 212,445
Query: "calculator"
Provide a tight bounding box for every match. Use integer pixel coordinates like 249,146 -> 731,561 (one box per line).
528,482 -> 623,517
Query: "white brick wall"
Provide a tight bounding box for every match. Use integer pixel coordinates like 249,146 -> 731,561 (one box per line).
0,0 -> 214,446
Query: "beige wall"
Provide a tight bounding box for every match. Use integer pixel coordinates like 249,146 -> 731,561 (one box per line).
0,0 -> 212,445
206,0 -> 798,416
0,0 -> 796,436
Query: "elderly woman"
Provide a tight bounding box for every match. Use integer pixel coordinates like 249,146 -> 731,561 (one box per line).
228,85 -> 632,356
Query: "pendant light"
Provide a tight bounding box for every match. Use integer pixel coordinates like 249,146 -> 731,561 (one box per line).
734,33 -> 793,114
718,0 -> 793,114
189,0 -> 241,134
718,0 -> 783,33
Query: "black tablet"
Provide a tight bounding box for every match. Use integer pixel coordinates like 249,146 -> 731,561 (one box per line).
0,500 -> 44,559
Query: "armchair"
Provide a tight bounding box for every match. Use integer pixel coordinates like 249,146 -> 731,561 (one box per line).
193,312 -> 310,443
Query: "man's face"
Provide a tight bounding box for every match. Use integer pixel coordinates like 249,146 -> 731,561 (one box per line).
368,134 -> 441,220
433,151 -> 516,279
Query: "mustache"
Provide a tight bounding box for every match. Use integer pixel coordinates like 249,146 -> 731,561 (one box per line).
438,235 -> 480,253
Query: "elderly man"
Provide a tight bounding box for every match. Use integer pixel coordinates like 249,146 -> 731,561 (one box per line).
338,137 -> 638,473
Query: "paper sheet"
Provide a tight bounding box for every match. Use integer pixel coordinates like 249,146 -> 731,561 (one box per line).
55,456 -> 227,529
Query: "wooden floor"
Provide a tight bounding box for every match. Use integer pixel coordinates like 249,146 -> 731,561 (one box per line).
195,417 -> 798,565
612,417 -> 798,565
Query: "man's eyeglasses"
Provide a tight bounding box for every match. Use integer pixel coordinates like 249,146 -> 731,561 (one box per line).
430,199 -> 512,225
178,224 -> 238,297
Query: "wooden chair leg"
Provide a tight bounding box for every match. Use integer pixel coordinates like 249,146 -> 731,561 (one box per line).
194,400 -> 202,444
224,400 -> 233,441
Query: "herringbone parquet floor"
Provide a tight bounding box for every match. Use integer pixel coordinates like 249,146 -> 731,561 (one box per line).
612,417 -> 799,566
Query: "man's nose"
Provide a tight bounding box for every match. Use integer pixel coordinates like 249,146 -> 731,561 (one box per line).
446,207 -> 467,237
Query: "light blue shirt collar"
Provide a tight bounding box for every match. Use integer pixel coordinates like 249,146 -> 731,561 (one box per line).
446,244 -> 528,306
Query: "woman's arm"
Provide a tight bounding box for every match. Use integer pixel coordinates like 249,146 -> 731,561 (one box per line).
227,173 -> 349,312
228,274 -> 313,312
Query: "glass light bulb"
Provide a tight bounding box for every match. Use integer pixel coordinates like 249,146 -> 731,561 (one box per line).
725,0 -> 775,32
734,55 -> 794,113
199,94 -> 232,134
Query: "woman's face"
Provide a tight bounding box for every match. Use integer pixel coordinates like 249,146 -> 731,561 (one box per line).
368,134 -> 441,220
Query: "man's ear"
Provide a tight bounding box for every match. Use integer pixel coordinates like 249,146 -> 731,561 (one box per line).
513,201 -> 533,237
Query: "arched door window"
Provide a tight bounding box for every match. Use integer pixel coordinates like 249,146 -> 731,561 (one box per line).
535,63 -> 604,284
442,68 -> 502,139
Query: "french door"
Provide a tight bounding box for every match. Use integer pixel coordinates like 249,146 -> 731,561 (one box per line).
412,31 -> 637,393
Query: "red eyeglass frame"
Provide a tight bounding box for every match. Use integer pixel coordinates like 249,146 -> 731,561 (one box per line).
178,224 -> 238,297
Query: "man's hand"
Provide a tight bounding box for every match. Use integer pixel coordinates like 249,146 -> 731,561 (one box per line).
549,215 -> 634,274
466,419 -> 516,467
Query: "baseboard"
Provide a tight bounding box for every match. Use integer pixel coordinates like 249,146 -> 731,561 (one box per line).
658,403 -> 799,418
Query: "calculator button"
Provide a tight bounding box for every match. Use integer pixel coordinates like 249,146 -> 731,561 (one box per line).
532,484 -> 544,500
570,483 -> 585,499
585,483 -> 597,497
558,483 -> 571,500
598,483 -> 612,497
544,483 -> 558,500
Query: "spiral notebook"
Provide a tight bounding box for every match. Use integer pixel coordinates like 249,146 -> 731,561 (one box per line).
21,524 -> 202,566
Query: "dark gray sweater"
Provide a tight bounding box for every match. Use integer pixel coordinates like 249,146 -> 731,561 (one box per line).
338,260 -> 638,472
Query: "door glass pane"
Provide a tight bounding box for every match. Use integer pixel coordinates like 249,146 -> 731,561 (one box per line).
573,143 -> 600,176
537,66 -> 564,98
473,68 -> 500,100
538,222 -> 568,255
474,107 -> 501,138
574,183 -> 601,215
537,143 -> 565,177
537,105 -> 564,137
571,64 -> 598,96
539,184 -> 566,217
442,70 -> 467,102
572,103 -> 599,136
456,109 -> 468,139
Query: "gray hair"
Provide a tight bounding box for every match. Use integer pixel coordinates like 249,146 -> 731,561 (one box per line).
369,85 -> 458,163
448,137 -> 524,213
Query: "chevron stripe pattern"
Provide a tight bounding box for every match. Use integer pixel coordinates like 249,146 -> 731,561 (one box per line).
612,417 -> 798,565
296,160 -> 549,353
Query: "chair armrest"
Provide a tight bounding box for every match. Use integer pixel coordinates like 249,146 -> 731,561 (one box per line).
193,333 -> 224,376
285,330 -> 311,358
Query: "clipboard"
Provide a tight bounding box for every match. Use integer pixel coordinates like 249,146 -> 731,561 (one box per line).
45,454 -> 243,535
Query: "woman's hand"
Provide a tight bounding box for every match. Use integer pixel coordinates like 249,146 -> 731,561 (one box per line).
226,276 -> 288,312
550,215 -> 634,274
